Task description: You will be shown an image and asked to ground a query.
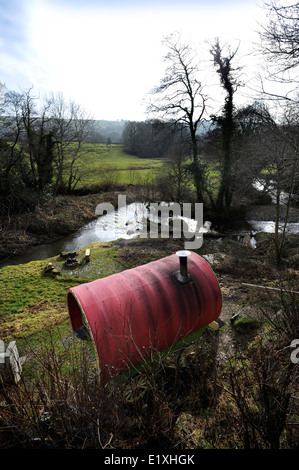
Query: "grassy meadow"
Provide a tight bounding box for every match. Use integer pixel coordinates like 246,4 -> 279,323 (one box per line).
78,143 -> 163,187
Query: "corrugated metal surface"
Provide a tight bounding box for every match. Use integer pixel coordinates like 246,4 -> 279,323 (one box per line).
67,251 -> 222,382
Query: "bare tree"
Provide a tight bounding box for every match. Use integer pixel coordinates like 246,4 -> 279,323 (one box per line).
148,32 -> 208,202
266,107 -> 299,264
257,0 -> 299,105
0,87 -> 94,217
49,92 -> 93,193
238,100 -> 299,264
3,88 -> 55,192
260,1 -> 299,74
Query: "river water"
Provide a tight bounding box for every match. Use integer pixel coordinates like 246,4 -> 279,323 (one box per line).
1,201 -> 298,268
0,202 -> 147,267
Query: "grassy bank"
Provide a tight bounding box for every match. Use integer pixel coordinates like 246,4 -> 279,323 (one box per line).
79,143 -> 163,187
0,241 -> 124,342
0,236 -> 186,344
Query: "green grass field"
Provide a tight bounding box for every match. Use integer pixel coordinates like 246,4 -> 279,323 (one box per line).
78,143 -> 163,186
0,242 -> 124,343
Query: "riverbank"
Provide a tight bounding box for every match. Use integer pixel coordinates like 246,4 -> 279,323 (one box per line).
245,203 -> 299,222
1,190 -> 298,266
0,189 -> 139,263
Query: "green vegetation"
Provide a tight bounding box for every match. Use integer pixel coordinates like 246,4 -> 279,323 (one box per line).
79,143 -> 163,187
233,315 -> 261,333
75,142 -> 221,200
0,242 -> 123,342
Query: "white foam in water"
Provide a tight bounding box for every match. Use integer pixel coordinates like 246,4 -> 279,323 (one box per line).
249,220 -> 299,234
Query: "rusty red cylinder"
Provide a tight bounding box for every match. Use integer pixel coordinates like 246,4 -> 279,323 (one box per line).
67,251 -> 222,382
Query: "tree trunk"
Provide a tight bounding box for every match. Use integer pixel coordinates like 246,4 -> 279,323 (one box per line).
190,126 -> 204,202
216,91 -> 234,211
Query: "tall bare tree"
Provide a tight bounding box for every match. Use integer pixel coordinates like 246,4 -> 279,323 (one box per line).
148,33 -> 208,202
210,38 -> 240,210
49,92 -> 93,193
265,107 -> 299,264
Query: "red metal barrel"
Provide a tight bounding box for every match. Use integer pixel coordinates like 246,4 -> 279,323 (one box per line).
67,251 -> 222,382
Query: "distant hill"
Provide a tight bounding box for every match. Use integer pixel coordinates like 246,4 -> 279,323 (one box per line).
87,119 -> 212,144
0,115 -> 126,144
89,120 -> 127,144
0,115 -> 211,144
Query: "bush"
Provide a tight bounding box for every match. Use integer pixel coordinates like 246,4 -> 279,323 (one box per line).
0,326 -> 221,449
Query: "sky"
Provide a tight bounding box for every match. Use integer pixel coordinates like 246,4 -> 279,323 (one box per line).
0,0 -> 268,121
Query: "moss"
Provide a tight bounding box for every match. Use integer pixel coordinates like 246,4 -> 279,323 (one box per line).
233,316 -> 261,333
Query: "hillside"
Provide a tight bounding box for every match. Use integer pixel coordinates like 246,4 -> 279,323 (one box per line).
87,119 -> 212,144
89,119 -> 127,143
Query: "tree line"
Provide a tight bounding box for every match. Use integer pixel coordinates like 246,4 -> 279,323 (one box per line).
0,89 -> 94,215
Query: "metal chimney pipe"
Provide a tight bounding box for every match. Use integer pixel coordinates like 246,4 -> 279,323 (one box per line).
175,250 -> 191,283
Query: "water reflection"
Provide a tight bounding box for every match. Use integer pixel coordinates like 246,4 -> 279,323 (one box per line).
0,202 -> 148,267
1,200 -> 298,268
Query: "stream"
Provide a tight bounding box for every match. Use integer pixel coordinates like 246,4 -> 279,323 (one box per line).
1,201 -> 298,268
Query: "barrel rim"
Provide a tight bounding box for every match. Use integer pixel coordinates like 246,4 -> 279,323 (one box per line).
67,289 -> 102,380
